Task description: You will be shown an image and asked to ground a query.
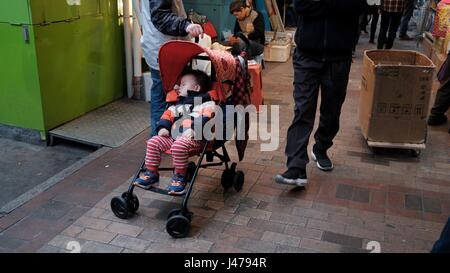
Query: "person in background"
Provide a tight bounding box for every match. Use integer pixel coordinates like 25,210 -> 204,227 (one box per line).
141,0 -> 203,137
276,0 -> 366,187
428,52 -> 450,134
366,0 -> 381,44
229,0 -> 266,58
398,0 -> 416,40
377,0 -> 406,49
431,216 -> 450,252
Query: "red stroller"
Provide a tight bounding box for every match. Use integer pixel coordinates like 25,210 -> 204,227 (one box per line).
110,40 -> 252,238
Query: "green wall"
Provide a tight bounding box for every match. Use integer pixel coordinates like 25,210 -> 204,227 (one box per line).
0,0 -> 124,137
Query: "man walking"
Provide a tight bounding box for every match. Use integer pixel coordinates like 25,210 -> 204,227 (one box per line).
276,0 -> 366,186
141,0 -> 203,136
398,0 -> 416,40
377,0 -> 407,49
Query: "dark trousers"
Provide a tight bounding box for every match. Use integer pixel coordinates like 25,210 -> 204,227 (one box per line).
377,11 -> 403,49
285,50 -> 352,170
358,5 -> 380,45
368,5 -> 380,42
430,78 -> 450,118
431,217 -> 450,253
399,0 -> 416,37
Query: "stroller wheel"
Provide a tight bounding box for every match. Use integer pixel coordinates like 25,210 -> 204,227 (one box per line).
221,169 -> 234,189
233,171 -> 245,192
166,215 -> 191,239
167,209 -> 192,221
122,192 -> 139,213
111,196 -> 130,219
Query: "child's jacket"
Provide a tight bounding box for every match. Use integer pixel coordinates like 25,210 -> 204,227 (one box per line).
156,90 -> 220,136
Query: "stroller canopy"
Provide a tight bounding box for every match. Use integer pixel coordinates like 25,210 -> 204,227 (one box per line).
158,41 -> 236,102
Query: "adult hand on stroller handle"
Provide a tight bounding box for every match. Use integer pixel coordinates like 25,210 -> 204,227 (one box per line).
158,128 -> 170,137
186,23 -> 204,39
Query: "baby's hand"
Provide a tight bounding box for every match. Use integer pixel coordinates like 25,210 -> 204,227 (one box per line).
158,128 -> 170,137
182,128 -> 195,139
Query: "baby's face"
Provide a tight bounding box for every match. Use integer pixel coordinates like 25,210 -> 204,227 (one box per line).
179,75 -> 200,97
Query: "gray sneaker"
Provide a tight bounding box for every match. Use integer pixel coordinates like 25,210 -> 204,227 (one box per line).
311,146 -> 334,171
275,168 -> 307,187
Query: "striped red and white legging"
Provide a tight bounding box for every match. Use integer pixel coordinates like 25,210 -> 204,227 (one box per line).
145,135 -> 205,173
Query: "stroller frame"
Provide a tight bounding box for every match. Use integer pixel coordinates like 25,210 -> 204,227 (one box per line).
111,140 -> 245,238
111,42 -> 246,239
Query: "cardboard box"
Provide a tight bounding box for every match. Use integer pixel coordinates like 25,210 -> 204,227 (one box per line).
434,37 -> 445,55
431,51 -> 447,77
359,50 -> 436,144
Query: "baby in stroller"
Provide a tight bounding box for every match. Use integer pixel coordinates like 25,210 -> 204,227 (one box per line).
134,69 -> 219,195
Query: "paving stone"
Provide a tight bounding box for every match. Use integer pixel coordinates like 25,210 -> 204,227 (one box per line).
247,218 -> 287,233
0,234 -> 25,251
105,222 -> 144,237
269,213 -> 308,226
31,200 -> 74,220
405,194 -> 423,211
423,198 -> 442,214
300,238 -> 342,253
322,231 -> 364,249
236,206 -> 272,220
74,216 -> 112,231
261,231 -> 301,247
352,187 -> 370,203
109,234 -> 151,252
77,228 -> 117,244
48,235 -> 84,250
235,237 -> 278,253
36,244 -> 62,253
81,241 -> 123,253
335,184 -> 354,201
292,207 -> 329,220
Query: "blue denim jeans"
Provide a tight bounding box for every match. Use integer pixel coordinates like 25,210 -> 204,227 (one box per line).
431,216 -> 450,253
150,69 -> 166,137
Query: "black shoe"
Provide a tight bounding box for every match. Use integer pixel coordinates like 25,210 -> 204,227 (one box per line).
275,168 -> 307,187
369,39 -> 375,44
311,146 -> 334,171
428,115 -> 448,126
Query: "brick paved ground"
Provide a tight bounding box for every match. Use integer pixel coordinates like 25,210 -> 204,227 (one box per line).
1,36 -> 449,253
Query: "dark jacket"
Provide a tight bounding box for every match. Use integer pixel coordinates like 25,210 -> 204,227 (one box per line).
234,10 -> 266,45
294,0 -> 366,61
149,0 -> 190,36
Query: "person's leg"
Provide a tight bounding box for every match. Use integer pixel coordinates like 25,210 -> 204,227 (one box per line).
135,135 -> 174,188
429,79 -> 450,125
170,137 -> 204,175
377,11 -> 391,49
431,216 -> 450,253
386,12 -> 403,49
145,135 -> 174,172
399,0 -> 415,38
370,8 -> 380,43
361,12 -> 369,34
284,50 -> 322,172
150,69 -> 166,137
168,137 -> 205,195
312,59 -> 352,171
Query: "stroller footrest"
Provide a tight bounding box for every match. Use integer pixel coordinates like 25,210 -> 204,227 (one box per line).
136,185 -> 187,197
